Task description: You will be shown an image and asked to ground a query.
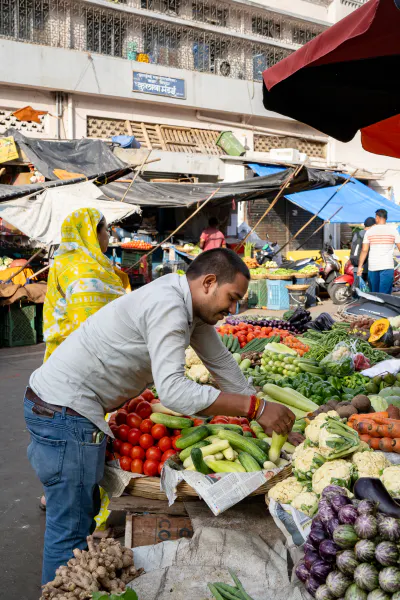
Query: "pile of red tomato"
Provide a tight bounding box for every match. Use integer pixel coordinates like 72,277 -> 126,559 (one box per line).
209,415 -> 255,437
108,389 -> 184,477
121,240 -> 153,250
217,322 -> 292,349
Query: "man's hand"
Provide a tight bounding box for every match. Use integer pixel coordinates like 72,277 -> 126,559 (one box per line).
258,402 -> 295,436
357,266 -> 363,277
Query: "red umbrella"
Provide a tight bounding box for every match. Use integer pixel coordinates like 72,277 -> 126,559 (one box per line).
262,0 -> 400,156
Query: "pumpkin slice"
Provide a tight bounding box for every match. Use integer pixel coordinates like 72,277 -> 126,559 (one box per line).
369,318 -> 394,348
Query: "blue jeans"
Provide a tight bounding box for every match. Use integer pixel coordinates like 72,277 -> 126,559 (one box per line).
24,397 -> 107,585
368,269 -> 394,294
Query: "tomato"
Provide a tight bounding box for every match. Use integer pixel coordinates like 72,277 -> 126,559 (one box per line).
126,413 -> 142,429
113,438 -> 122,453
117,424 -> 130,441
119,456 -> 132,471
127,428 -> 141,446
108,413 -> 117,425
131,459 -> 143,474
238,322 -> 248,330
239,417 -> 249,426
171,436 -> 181,451
136,400 -> 152,419
161,449 -> 176,462
130,446 -> 145,460
246,333 -> 255,342
158,462 -> 164,476
238,335 -> 247,344
139,433 -> 154,450
140,389 -> 155,402
172,429 -> 182,437
150,423 -> 167,440
211,416 -> 229,424
193,418 -> 204,427
158,436 -> 172,452
146,446 -> 162,461
115,409 -> 128,425
105,450 -> 114,462
110,424 -> 119,436
120,442 -> 133,457
127,396 -> 144,413
240,342 -> 246,348
143,459 -> 159,477
140,418 -> 154,434
228,417 -> 241,425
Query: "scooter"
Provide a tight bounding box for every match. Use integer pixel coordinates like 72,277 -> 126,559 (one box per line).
345,289 -> 400,320
315,246 -> 341,292
329,259 -> 400,305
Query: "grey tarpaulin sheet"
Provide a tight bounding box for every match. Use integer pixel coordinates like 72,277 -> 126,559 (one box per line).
4,128 -> 126,180
101,168 -> 340,208
129,500 -> 308,600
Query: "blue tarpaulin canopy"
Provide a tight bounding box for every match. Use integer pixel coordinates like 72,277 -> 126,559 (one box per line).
248,163 -> 286,177
285,177 -> 400,223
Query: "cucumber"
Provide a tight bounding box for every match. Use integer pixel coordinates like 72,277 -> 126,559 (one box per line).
191,448 -> 213,474
206,423 -> 243,434
227,335 -> 234,352
238,451 -> 262,472
233,338 -> 240,353
175,425 -> 209,449
218,430 -> 267,465
205,459 -> 246,473
240,358 -> 252,371
243,430 -> 253,438
252,438 -> 270,452
179,440 -> 210,462
150,413 -> 193,429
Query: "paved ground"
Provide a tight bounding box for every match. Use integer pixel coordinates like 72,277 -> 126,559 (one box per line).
0,297 -> 336,599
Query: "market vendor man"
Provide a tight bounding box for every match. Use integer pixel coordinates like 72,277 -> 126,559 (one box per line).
25,248 -> 295,584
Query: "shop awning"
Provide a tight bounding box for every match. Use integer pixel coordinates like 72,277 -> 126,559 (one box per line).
247,164 -> 287,177
285,177 -> 400,223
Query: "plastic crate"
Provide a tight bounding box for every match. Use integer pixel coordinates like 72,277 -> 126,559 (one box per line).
248,279 -> 267,308
0,304 -> 37,347
267,279 -> 290,310
121,250 -> 152,279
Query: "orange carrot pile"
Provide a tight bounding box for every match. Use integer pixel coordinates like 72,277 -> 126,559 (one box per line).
348,410 -> 400,453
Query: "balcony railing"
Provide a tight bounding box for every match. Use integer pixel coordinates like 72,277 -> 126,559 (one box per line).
0,0 -> 324,81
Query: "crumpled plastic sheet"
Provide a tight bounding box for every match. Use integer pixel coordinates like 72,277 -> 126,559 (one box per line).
129,525 -> 309,600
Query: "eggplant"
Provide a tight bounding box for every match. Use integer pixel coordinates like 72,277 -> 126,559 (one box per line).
295,561 -> 309,583
310,527 -> 328,547
345,585 -> 367,600
305,550 -> 320,570
327,518 -> 341,538
353,564 -> 379,592
304,541 -> 316,554
333,524 -> 359,548
378,515 -> 400,541
336,550 -> 359,576
320,506 -> 337,525
316,585 -> 335,600
311,559 -> 332,583
323,486 -> 351,501
331,495 -> 351,513
338,505 -> 358,525
354,515 -> 378,540
375,541 -> 399,566
379,567 -> 400,593
307,576 -> 322,598
354,540 -> 376,563
367,591 -> 391,600
357,500 -> 377,516
354,478 -> 400,519
320,540 -> 339,562
326,571 -> 352,598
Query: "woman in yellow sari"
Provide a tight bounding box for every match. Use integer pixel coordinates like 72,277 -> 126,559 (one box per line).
40,207 -> 129,510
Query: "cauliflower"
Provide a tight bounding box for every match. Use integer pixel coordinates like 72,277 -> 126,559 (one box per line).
293,447 -> 325,482
185,364 -> 211,384
305,411 -> 340,445
185,347 -> 202,367
292,441 -> 306,460
380,465 -> 400,497
312,459 -> 353,496
291,491 -> 319,516
352,451 -> 390,479
267,477 -> 305,504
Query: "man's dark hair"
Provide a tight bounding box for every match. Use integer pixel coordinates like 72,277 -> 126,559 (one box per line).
208,216 -> 219,227
376,209 -> 388,220
364,217 -> 375,228
186,248 -> 250,283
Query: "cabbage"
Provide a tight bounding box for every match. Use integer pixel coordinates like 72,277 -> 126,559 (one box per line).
368,395 -> 388,412
354,564 -> 379,592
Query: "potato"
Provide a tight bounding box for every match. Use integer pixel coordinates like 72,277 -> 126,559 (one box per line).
337,404 -> 358,419
351,394 -> 371,413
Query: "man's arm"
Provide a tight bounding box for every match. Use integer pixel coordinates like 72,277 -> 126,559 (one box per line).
357,243 -> 370,276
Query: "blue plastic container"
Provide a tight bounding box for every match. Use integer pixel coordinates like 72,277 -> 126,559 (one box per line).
111,135 -> 141,149
267,279 -> 290,310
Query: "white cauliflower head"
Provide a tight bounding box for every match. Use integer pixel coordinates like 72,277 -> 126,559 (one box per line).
381,466 -> 400,497
352,451 -> 390,479
293,447 -> 325,481
305,411 -> 340,445
312,459 -> 353,496
291,491 -> 319,517
185,364 -> 211,384
292,441 -> 306,460
185,347 -> 203,367
267,477 -> 305,504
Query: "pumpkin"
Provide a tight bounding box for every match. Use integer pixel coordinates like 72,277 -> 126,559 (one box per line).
10,258 -> 28,268
369,318 -> 394,348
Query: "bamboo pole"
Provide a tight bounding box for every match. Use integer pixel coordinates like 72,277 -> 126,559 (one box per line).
276,169 -> 358,257
4,248 -> 45,283
120,149 -> 152,203
126,187 -> 221,272
29,264 -> 50,280
234,162 -> 305,253
293,206 -> 343,253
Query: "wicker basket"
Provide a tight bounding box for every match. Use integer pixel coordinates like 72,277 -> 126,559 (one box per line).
294,271 -> 318,279
125,464 -> 292,501
267,273 -> 294,281
250,273 -> 269,280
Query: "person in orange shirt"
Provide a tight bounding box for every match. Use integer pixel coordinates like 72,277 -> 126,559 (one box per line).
200,217 -> 226,252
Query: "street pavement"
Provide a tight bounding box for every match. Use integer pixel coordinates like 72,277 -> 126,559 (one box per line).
0,297 -> 336,599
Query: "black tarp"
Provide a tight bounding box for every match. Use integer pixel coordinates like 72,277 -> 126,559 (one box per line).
5,129 -> 127,180
100,168 -> 340,207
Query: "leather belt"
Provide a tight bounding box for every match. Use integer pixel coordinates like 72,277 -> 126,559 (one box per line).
25,387 -> 82,417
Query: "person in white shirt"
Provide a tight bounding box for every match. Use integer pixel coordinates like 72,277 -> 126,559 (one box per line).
357,209 -> 400,294
25,248 -> 295,585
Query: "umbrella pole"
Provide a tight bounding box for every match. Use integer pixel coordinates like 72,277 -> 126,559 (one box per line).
126,187 -> 221,272
291,206 -> 344,253
234,162 -> 305,253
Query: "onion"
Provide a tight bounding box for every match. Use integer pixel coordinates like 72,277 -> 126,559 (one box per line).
295,561 -> 309,583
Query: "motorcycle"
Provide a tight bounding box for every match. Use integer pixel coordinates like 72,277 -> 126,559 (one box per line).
345,288 -> 400,320
315,246 -> 342,292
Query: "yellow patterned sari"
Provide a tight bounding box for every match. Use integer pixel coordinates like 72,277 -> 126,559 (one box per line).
43,208 -> 126,361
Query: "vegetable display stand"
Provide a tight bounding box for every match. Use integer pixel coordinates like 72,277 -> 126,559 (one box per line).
248,279 -> 267,309
267,279 -> 290,310
286,284 -> 310,311
295,276 -> 317,307
0,303 -> 37,347
121,249 -> 152,281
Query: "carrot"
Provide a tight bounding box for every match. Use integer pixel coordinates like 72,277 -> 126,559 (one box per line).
356,421 -> 381,437
359,434 -> 372,443
377,423 -> 400,438
369,416 -> 400,426
350,412 -> 389,423
378,437 -> 400,453
368,438 -> 381,450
